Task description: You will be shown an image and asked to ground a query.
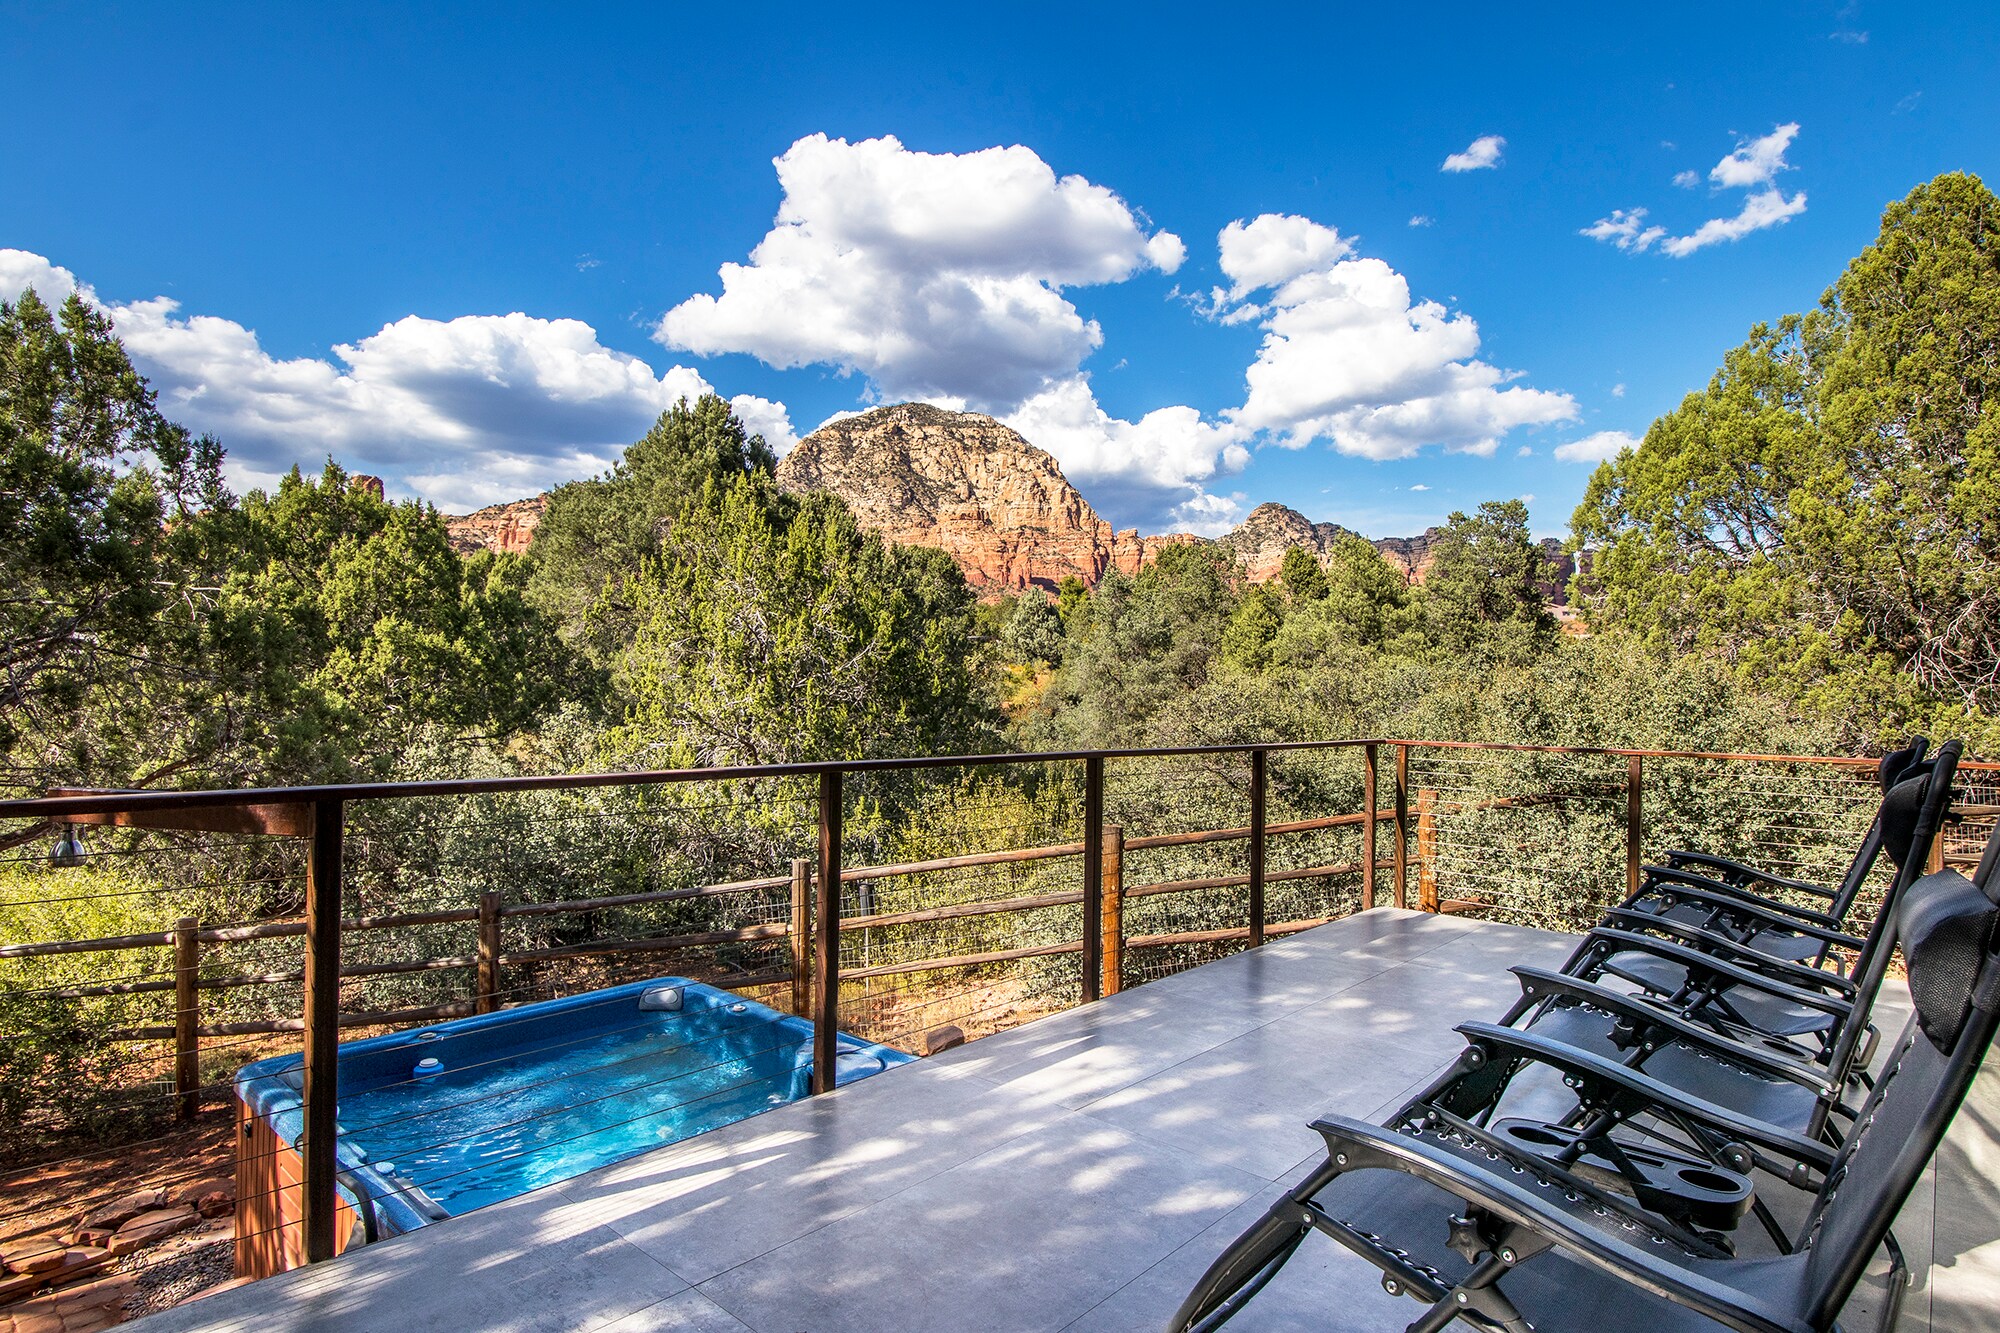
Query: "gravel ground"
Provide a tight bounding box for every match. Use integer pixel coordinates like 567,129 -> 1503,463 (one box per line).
120,1238 -> 234,1320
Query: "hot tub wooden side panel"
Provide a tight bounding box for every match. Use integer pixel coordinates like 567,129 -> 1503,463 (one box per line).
235,1093 -> 357,1279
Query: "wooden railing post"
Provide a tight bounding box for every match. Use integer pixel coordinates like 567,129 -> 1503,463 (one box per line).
1361,744 -> 1379,911
790,858 -> 812,1018
301,798 -> 344,1264
173,916 -> 199,1121
1248,749 -> 1267,947
476,891 -> 501,1014
1626,755 -> 1645,897
811,770 -> 842,1095
1393,744 -> 1411,910
1416,788 -> 1439,912
1101,825 -> 1124,996
1081,755 -> 1105,1004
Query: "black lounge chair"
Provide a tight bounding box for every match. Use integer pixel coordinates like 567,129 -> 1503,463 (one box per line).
1547,745 -> 1960,1070
1615,736 -> 1931,967
1600,742 -> 1948,982
1168,857 -> 2000,1333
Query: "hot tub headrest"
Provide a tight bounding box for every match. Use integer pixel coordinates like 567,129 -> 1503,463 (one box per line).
639,985 -> 685,1012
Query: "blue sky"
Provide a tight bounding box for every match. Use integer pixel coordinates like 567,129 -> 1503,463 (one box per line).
3,2 -> 1994,537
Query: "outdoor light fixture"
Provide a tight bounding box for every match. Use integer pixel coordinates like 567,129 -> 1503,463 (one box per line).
48,825 -> 87,866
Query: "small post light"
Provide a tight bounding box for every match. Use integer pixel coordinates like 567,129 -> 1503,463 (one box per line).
49,825 -> 87,867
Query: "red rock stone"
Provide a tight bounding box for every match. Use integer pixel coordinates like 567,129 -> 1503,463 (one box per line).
105,1206 -> 196,1254
0,1239 -> 66,1275
169,1177 -> 232,1210
75,1189 -> 164,1235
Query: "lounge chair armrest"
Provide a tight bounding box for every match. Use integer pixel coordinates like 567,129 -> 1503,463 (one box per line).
1581,924 -> 1858,1004
1306,1113 -> 1813,1333
1509,966 -> 1842,1097
1659,851 -> 1836,899
1633,865 -> 1843,929
1452,1021 -> 1838,1171
1609,890 -> 1864,951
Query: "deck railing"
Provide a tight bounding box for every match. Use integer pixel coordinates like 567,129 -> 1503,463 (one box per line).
1,739 -> 1993,1302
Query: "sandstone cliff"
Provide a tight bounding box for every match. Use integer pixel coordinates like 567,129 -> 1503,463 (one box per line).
1216,505 -> 1573,604
1371,530 -> 1439,584
1214,503 -> 1363,582
445,495 -> 546,557
433,405 -> 1571,606
774,403 -> 1185,593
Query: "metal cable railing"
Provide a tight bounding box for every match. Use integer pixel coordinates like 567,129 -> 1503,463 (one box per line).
2,736 -> 1988,1312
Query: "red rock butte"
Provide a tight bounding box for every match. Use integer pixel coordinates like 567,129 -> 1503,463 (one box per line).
445,494 -> 546,558
439,401 -> 1573,602
772,402 -> 1189,593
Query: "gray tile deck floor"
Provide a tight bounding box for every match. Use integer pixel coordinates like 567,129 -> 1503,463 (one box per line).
129,908 -> 2000,1332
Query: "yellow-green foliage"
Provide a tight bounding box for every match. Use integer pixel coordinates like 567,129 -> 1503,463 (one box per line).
0,858 -> 178,993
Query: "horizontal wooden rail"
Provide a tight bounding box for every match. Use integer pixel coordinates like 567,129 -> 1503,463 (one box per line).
500,921 -> 792,964
1122,858 -> 1382,901
840,842 -> 1086,881
107,967 -> 797,1041
840,888 -> 1083,931
839,940 -> 1084,981
497,876 -> 791,917
1121,811 -> 1376,852
114,1001 -> 476,1041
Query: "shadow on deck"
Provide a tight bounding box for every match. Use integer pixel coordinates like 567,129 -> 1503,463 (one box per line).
127,909 -> 2000,1332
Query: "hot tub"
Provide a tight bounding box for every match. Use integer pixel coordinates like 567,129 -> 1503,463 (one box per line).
233,979 -> 911,1276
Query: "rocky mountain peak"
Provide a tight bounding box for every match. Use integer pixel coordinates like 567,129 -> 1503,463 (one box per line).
1214,503 -> 1362,581
444,494 -> 546,557
774,403 -> 1181,592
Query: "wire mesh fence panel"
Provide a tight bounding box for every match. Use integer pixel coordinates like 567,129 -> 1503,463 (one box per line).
833,760 -> 1085,1051
0,822 -> 312,1319
1111,752 -> 1254,987
1405,746 -> 1630,931
1262,746 -> 1372,930
1640,757 -> 1889,928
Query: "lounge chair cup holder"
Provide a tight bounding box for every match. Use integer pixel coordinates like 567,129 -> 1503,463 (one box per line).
1490,1118 -> 1754,1233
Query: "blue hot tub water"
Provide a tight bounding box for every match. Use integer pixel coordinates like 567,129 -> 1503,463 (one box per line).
236,980 -> 913,1241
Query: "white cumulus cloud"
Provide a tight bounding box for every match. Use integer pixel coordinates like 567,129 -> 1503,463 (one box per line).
1002,377 -> 1250,535
1581,208 -> 1666,253
658,134 -> 1184,413
1710,124 -> 1800,188
1659,187 -> 1808,258
1442,135 -> 1506,172
1216,214 -> 1355,301
0,248 -> 793,512
0,250 -> 85,304
1586,124 -> 1806,259
1213,224 -> 1576,460
1553,430 -> 1640,463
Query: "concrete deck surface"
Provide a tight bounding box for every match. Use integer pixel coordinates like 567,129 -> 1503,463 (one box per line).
127,908 -> 2000,1332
